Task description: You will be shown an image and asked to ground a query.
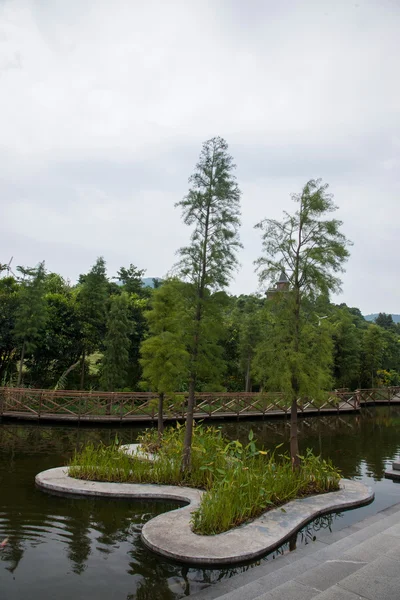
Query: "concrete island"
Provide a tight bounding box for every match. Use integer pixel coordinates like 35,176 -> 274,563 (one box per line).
35,463 -> 373,566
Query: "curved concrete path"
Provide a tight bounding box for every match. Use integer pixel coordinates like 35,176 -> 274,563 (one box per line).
35,467 -> 373,565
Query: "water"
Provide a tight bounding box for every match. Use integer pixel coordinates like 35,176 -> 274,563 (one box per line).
1,406 -> 400,599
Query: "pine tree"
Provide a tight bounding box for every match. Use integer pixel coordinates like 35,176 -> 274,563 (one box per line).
255,179 -> 351,467
235,296 -> 264,391
77,257 -> 108,388
361,325 -> 385,387
101,292 -> 131,394
332,307 -> 362,389
14,262 -> 47,386
116,264 -> 146,295
175,136 -> 242,470
0,276 -> 19,384
140,280 -> 189,436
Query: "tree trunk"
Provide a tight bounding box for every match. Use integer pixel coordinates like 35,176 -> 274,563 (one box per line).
17,340 -> 26,387
80,349 -> 86,390
106,391 -> 112,415
245,352 -> 252,392
290,394 -> 300,469
182,378 -> 195,471
158,392 -> 164,440
181,151 -> 214,472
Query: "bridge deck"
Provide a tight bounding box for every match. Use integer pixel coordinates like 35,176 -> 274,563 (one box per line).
1,387 -> 399,424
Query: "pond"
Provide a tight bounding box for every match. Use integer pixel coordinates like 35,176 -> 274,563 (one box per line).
1,405 -> 400,600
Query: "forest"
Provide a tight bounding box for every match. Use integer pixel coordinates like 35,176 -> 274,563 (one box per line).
1,138 -> 399,397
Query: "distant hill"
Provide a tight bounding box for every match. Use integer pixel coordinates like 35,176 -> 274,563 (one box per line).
364,314 -> 400,324
142,277 -> 163,288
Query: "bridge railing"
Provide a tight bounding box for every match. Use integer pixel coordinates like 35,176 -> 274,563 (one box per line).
0,386 -> 399,420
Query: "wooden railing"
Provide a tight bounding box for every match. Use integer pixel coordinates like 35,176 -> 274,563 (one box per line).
1,386 -> 398,423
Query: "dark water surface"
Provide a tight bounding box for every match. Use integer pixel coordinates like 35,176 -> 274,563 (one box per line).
1,406 -> 400,600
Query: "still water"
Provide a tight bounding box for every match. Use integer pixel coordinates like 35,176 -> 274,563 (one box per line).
1,406 -> 400,600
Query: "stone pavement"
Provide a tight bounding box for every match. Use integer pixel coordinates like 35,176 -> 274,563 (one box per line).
188,502 -> 400,600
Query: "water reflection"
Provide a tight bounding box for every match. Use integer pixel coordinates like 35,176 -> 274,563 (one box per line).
0,406 -> 400,599
219,407 -> 400,480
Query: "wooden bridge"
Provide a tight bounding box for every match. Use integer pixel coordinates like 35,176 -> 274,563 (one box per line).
1,387 -> 400,424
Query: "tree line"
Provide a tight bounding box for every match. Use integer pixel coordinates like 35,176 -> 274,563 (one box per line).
1,258 -> 398,392
1,137 -> 399,466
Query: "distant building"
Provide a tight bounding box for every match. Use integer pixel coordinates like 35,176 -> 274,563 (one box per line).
266,270 -> 289,299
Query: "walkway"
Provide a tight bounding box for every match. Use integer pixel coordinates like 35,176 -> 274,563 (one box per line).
1,386 -> 400,423
187,502 -> 400,600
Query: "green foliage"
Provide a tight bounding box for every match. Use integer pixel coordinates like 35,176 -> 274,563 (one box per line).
140,279 -> 189,395
253,293 -> 334,401
100,292 -> 131,391
116,264 -> 147,296
235,295 -> 264,391
44,272 -> 70,295
175,136 -> 242,290
361,325 -> 385,387
175,136 -> 242,469
14,262 -> 47,352
114,266 -> 152,390
70,425 -> 341,535
14,262 -> 47,385
77,257 -> 108,354
0,276 -> 19,384
193,447 -> 340,535
26,292 -> 83,388
255,179 -> 351,298
331,307 -> 362,389
375,312 -> 396,331
376,369 -> 400,387
255,179 -> 351,464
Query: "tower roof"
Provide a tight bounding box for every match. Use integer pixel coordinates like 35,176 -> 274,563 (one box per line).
278,270 -> 288,283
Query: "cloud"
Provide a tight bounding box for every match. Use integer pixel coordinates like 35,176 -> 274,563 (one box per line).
1,0 -> 399,313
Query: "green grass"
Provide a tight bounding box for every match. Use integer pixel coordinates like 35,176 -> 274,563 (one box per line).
69,424 -> 341,535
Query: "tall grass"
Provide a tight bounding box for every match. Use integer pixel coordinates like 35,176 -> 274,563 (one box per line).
69,425 -> 341,535
191,447 -> 340,535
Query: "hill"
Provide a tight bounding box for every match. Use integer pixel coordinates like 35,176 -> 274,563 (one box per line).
364,313 -> 400,323
142,277 -> 163,288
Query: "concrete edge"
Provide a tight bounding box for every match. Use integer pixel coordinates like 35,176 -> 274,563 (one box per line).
35,466 -> 374,566
384,469 -> 400,480
141,479 -> 374,565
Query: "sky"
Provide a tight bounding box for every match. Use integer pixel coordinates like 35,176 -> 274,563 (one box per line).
1,0 -> 399,314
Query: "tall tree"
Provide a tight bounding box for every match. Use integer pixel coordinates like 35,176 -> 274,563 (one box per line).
361,324 -> 385,387
27,291 -> 83,388
116,264 -> 147,295
14,262 -> 47,386
115,263 -> 152,390
101,292 -> 131,393
375,312 -> 396,331
255,179 -> 351,467
253,292 -> 334,404
332,307 -> 362,389
176,136 -> 242,470
235,296 -> 264,391
77,257 -> 108,388
0,276 -> 19,384
140,280 -> 190,436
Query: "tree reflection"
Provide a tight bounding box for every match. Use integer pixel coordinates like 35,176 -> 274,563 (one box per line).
1,407 -> 400,597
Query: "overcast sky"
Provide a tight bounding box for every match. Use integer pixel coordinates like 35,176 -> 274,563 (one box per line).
1,0 -> 399,314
